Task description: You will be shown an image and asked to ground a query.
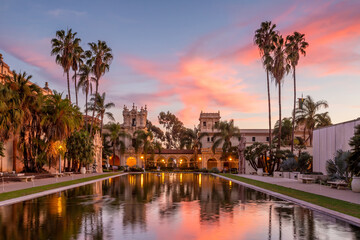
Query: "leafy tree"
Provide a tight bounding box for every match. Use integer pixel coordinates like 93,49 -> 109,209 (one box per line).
146,120 -> 165,143
66,130 -> 94,171
270,34 -> 290,151
348,125 -> 360,177
212,120 -> 242,160
88,92 -> 115,135
51,29 -> 80,102
254,21 -> 277,158
286,32 -> 309,153
158,111 -> 185,149
86,40 -> 113,135
244,142 -> 269,172
295,95 -> 331,146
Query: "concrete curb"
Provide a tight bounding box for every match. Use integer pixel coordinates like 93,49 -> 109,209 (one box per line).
0,173 -> 128,207
213,174 -> 360,227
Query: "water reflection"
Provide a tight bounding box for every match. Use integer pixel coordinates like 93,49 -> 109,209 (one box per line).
0,173 -> 359,240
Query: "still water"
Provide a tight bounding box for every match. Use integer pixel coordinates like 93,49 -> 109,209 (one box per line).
0,173 -> 359,240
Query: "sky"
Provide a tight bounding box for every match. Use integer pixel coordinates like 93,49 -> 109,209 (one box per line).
0,0 -> 359,129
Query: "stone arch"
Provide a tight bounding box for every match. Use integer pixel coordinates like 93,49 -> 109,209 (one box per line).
167,156 -> 176,168
126,157 -> 137,167
207,158 -> 218,170
178,156 -> 189,168
156,156 -> 166,167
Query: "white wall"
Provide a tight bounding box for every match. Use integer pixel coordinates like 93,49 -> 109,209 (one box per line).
313,119 -> 360,174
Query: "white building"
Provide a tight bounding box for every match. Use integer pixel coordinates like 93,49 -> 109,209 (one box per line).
313,118 -> 360,174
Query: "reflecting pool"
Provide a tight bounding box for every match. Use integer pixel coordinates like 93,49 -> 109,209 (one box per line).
0,173 -> 359,239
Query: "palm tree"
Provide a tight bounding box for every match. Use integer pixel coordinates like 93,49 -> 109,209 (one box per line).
78,62 -> 93,128
1,71 -> 40,171
295,95 -> 331,146
42,92 -> 82,169
212,120 -> 242,161
270,34 -> 290,150
104,122 -> 130,167
254,21 -> 278,157
86,40 -> 113,135
273,117 -> 293,146
51,29 -> 79,102
71,42 -> 84,107
180,127 -> 207,168
88,92 -> 115,135
42,91 -> 82,142
134,130 -> 161,170
286,32 -> 309,153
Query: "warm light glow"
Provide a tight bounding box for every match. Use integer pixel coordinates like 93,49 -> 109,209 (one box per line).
180,173 -> 183,183
199,174 -> 202,187
198,157 -> 202,161
161,172 -> 165,184
141,156 -> 144,159
162,159 -> 165,162
229,181 -> 232,189
141,174 -> 144,188
57,196 -> 62,216
229,157 -> 232,161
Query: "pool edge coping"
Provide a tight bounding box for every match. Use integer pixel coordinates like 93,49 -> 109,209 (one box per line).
0,172 -> 129,207
214,173 -> 360,227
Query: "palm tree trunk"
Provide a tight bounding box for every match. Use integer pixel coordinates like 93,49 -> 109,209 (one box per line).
12,136 -> 17,172
278,85 -> 282,151
85,88 -> 88,129
100,115 -> 103,135
74,70 -> 78,106
266,69 -> 272,157
66,70 -> 71,102
90,79 -> 99,136
291,67 -> 296,153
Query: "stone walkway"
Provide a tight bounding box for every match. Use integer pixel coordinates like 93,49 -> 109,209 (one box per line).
0,173 -> 109,194
236,174 -> 360,205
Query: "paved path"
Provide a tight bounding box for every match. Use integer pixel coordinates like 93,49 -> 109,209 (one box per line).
236,174 -> 360,205
0,173 -> 113,194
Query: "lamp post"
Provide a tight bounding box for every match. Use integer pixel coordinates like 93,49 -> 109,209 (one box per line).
229,157 -> 232,173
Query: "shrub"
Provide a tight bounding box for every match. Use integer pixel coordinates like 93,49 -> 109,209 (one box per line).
210,167 -> 220,173
297,152 -> 312,173
326,150 -> 351,181
280,158 -> 298,172
200,168 -> 209,173
348,125 -> 360,177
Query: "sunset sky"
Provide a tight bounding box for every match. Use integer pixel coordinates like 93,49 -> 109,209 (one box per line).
1,0 -> 359,128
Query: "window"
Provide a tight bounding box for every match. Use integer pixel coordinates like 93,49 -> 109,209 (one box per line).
252,137 -> 256,142
266,137 -> 269,142
203,121 -> 207,127
132,118 -> 136,126
211,137 -> 214,142
238,137 -> 241,141
132,139 -> 136,147
207,137 -> 210,142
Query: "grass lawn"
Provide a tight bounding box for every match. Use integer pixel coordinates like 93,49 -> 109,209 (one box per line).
219,173 -> 360,219
0,173 -> 120,202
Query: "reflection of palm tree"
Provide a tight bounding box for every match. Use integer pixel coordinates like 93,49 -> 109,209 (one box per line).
268,205 -> 272,240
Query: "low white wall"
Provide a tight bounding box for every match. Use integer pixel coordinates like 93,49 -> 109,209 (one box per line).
313,119 -> 360,174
